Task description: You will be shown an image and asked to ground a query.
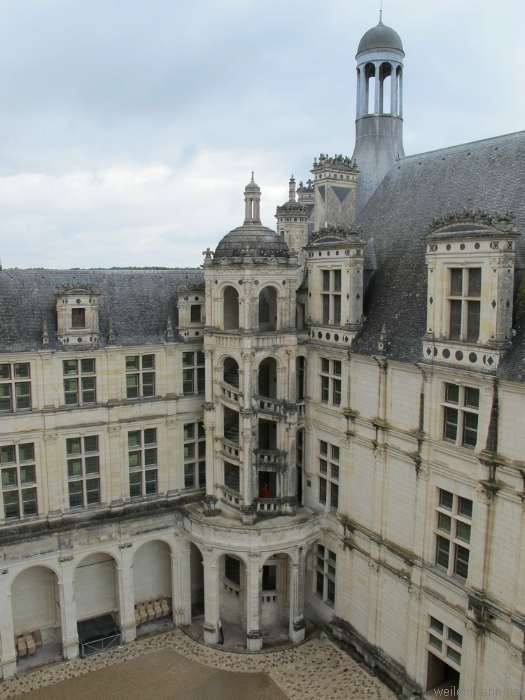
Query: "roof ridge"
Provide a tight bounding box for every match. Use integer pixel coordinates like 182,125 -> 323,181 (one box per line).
400,129 -> 525,163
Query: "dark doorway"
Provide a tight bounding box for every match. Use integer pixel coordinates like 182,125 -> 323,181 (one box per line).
427,652 -> 460,697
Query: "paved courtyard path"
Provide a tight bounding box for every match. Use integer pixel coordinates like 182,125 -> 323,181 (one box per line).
0,629 -> 396,700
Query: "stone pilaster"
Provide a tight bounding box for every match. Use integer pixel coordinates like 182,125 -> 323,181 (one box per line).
246,555 -> 262,651
289,552 -> 306,643
58,557 -> 80,660
117,546 -> 136,644
203,551 -> 220,644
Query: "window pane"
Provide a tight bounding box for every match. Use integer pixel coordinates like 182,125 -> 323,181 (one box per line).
86,479 -> 100,504
327,578 -> 335,604
0,445 -> 15,463
430,617 -> 444,634
141,355 -> 155,370
321,376 -> 329,403
126,356 -> 139,371
333,379 -> 341,406
0,384 -> 12,411
454,545 -> 469,578
68,481 -> 83,508
66,438 -> 81,455
447,647 -> 462,664
445,384 -> 459,404
332,445 -> 339,460
182,369 -> 194,395
429,634 -> 443,651
144,448 -> 157,466
330,483 -> 339,509
319,459 -> 327,474
331,464 -> 339,480
84,436 -> 98,453
129,472 -> 142,497
197,368 -> 205,393
322,295 -> 330,324
14,363 -> 30,378
322,270 -> 330,291
68,459 -> 82,478
321,359 -> 330,374
333,295 -> 341,325
15,383 -> 31,410
464,388 -> 479,409
128,431 -> 140,447
128,451 -> 141,469
21,487 -> 37,515
456,521 -> 471,543
126,375 -> 139,399
444,407 -> 458,441
458,497 -> 473,519
197,352 -> 205,366
3,490 -> 19,518
184,423 -> 195,441
449,300 -> 462,339
448,629 -> 463,647
436,536 -> 450,568
19,443 -> 34,461
468,268 -> 481,297
81,377 -> 96,403
63,360 -> 77,375
182,352 -> 194,367
0,364 -> 10,379
463,412 -> 478,447
2,468 -> 17,487
144,428 -> 156,445
320,441 -> 328,456
144,469 -> 157,494
198,423 -> 205,439
333,270 -> 341,292
467,300 -> 480,342
319,477 -> 327,505
184,464 -> 195,489
440,489 -> 453,509
20,465 -> 36,484
72,308 -> 85,328
438,512 -> 452,533
142,373 -> 155,396
316,570 -> 324,596
184,444 -> 195,460
85,456 -> 99,474
450,269 -> 463,295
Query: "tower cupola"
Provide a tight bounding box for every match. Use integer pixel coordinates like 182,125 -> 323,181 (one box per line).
352,17 -> 405,214
244,172 -> 261,225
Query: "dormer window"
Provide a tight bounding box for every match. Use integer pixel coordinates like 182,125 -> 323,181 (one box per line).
448,268 -> 481,342
72,308 -> 86,329
322,270 -> 341,325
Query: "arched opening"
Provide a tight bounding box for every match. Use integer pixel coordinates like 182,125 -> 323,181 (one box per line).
218,553 -> 247,632
258,286 -> 277,332
12,566 -> 62,667
75,552 -> 119,625
260,553 -> 290,633
190,543 -> 204,618
223,406 -> 239,444
223,356 -> 239,388
258,418 -> 277,451
258,357 -> 277,399
133,540 -> 173,634
223,286 -> 239,330
380,62 -> 392,114
365,63 -> 376,114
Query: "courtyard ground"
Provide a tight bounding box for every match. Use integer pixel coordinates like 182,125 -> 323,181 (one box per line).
0,628 -> 397,700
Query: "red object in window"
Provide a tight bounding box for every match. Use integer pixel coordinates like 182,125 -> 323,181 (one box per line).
260,484 -> 270,499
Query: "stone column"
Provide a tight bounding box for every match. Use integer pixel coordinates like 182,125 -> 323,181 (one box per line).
289,552 -> 306,643
171,536 -> 192,625
0,587 -> 16,679
391,63 -> 398,115
374,62 -> 381,114
246,555 -> 262,651
203,550 -> 220,644
117,546 -> 136,644
58,557 -> 80,660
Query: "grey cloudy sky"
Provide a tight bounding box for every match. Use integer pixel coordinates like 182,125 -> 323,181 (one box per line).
0,0 -> 523,269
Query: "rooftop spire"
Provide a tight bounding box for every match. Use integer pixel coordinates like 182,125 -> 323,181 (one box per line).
244,174 -> 261,225
379,0 -> 383,23
288,175 -> 296,202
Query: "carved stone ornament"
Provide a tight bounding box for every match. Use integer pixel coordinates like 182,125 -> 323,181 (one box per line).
55,283 -> 100,296
165,317 -> 175,342
41,321 -> 49,347
427,208 -> 517,236
309,223 -> 363,245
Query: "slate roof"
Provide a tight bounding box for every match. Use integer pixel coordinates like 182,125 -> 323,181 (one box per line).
0,269 -> 204,352
213,224 -> 290,261
353,130 -> 525,382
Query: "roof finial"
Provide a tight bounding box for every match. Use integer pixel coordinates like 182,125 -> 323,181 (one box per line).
379,0 -> 383,23
251,170 -> 254,182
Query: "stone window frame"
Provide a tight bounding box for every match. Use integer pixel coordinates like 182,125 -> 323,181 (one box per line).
182,351 -> 205,395
183,421 -> 205,490
442,382 -> 479,449
125,354 -> 155,400
315,543 -> 336,607
447,267 -> 481,342
66,435 -> 101,509
63,358 -> 96,406
427,615 -> 463,670
128,428 -> 158,498
320,358 -> 342,407
321,268 -> 342,325
318,440 -> 339,511
435,488 -> 473,580
0,362 -> 31,413
0,443 -> 37,520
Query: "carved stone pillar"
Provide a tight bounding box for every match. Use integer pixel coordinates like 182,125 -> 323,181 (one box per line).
289,553 -> 306,643
117,546 -> 136,644
203,551 -> 220,644
246,555 -> 262,651
58,557 -> 80,660
171,536 -> 192,625
0,587 -> 16,679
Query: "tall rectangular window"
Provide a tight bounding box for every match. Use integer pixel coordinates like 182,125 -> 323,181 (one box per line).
183,422 -> 206,489
128,428 -> 158,497
0,363 -> 31,413
318,440 -> 339,510
435,488 -> 472,579
320,358 -> 342,407
63,359 -> 96,406
321,269 -> 342,325
315,544 -> 336,606
71,308 -> 86,328
448,268 -> 481,342
443,383 -> 479,448
1,443 -> 37,519
126,355 -> 155,399
182,351 -> 205,395
66,435 -> 100,508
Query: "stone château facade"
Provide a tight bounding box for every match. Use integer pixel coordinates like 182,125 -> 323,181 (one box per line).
1,18 -> 524,698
